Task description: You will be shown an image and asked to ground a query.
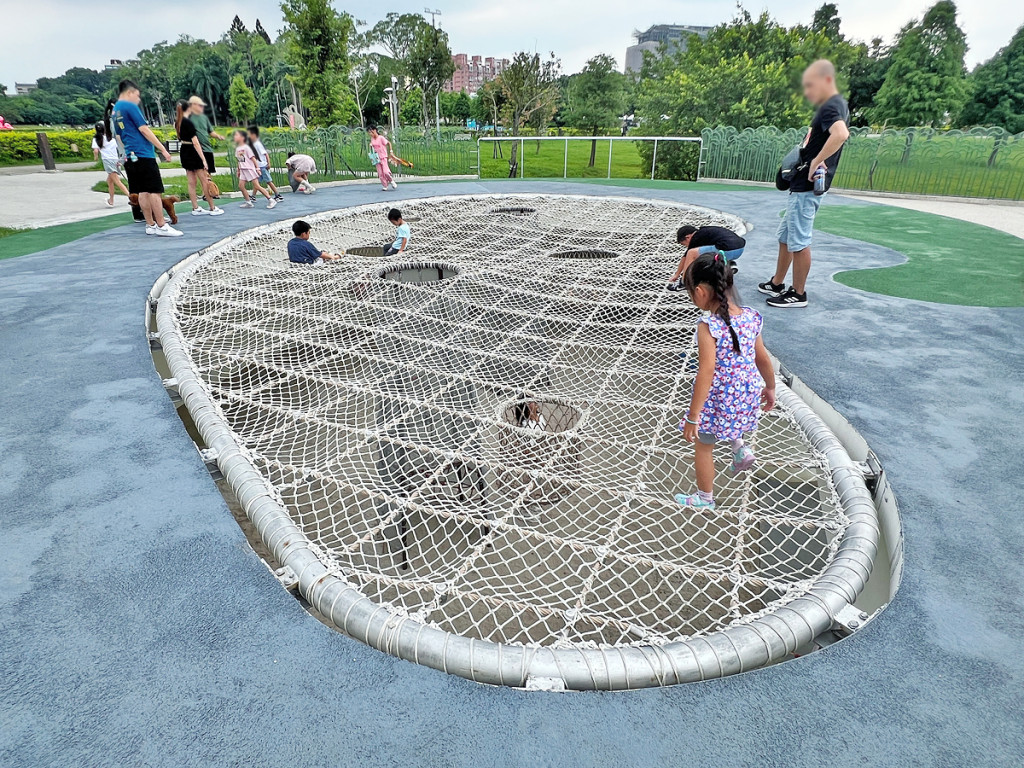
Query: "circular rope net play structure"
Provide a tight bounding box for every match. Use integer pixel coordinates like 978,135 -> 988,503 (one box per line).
155,194 -> 878,689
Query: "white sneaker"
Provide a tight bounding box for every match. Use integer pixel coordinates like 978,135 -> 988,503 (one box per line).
155,224 -> 184,238
191,207 -> 210,216
105,199 -> 115,208
208,207 -> 224,216
390,180 -> 398,189
267,198 -> 277,209
145,225 -> 157,235
240,201 -> 255,209
305,184 -> 316,193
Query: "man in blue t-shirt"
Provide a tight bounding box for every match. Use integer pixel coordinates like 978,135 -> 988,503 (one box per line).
110,79 -> 182,237
288,220 -> 340,263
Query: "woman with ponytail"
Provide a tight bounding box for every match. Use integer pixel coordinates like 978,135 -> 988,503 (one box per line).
676,251 -> 776,511
176,99 -> 223,216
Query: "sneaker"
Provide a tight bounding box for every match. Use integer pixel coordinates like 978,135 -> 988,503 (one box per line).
305,184 -> 316,193
145,225 -> 157,235
155,224 -> 184,238
390,180 -> 398,189
191,207 -> 210,216
267,198 -> 278,209
274,194 -> 284,201
730,445 -> 756,475
240,201 -> 255,209
105,199 -> 114,208
766,288 -> 808,308
757,279 -> 785,297
208,207 -> 225,216
674,493 -> 716,511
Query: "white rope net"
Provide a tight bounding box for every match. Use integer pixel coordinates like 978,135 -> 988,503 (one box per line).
170,194 -> 850,650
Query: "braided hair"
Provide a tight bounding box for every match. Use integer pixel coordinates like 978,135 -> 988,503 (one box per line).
683,250 -> 740,353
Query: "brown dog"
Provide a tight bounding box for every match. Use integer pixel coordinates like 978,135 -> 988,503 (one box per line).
128,193 -> 181,225
202,178 -> 221,199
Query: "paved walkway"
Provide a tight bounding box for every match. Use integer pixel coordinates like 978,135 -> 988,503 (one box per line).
1,181 -> 1021,767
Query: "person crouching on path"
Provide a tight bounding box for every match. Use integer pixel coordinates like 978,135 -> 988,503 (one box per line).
286,152 -> 317,194
758,59 -> 850,309
175,100 -> 223,217
107,79 -> 183,237
368,127 -> 397,191
91,121 -> 128,207
234,130 -> 277,209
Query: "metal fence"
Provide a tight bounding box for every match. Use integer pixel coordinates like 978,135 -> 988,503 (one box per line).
701,125 -> 1024,200
477,136 -> 702,181
223,126 -> 477,189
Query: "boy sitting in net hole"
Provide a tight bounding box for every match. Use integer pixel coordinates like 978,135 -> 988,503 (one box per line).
287,220 -> 341,264
382,208 -> 411,257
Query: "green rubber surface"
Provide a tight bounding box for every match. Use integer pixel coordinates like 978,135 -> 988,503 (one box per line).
818,205 -> 1024,307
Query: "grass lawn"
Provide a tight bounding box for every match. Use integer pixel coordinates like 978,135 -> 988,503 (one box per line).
91,173 -> 239,199
818,205 -> 1024,307
479,139 -> 645,179
0,226 -> 27,238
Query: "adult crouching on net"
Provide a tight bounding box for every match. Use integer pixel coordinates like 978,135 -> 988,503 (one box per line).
107,79 -> 182,237
669,224 -> 746,288
758,59 -> 849,308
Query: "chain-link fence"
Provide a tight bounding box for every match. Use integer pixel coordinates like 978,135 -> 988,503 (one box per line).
701,125 -> 1024,200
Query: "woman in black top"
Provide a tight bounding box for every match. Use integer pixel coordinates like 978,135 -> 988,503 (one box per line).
175,100 -> 223,217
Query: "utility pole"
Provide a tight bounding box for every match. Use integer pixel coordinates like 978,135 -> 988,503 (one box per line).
425,7 -> 442,141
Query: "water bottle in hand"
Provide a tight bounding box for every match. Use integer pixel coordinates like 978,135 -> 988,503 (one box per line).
813,164 -> 827,196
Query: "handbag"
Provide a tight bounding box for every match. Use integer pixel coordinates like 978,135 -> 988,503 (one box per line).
368,150 -> 381,166
776,143 -> 805,191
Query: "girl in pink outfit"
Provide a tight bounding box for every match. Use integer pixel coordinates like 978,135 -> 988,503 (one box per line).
368,127 -> 397,190
233,130 -> 276,209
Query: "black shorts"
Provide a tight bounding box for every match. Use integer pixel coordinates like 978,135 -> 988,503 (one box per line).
203,151 -> 216,173
124,156 -> 164,195
179,144 -> 204,172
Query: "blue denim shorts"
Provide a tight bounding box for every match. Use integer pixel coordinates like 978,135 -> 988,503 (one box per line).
259,167 -> 273,184
776,191 -> 823,252
696,245 -> 745,260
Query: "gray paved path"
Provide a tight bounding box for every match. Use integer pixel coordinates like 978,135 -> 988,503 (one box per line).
1,181 -> 1022,767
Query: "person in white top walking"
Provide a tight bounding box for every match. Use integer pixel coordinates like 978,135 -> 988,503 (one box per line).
91,121 -> 129,207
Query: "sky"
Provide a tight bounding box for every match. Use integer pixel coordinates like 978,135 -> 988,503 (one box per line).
1,0 -> 1021,92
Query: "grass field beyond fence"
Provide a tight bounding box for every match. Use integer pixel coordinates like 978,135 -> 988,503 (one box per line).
702,125 -> 1024,200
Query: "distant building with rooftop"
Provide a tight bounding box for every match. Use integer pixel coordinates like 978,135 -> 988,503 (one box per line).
624,24 -> 714,73
444,54 -> 510,95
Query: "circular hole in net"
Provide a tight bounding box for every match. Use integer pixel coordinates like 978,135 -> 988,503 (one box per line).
547,249 -> 619,260
346,245 -> 387,258
499,398 -> 586,434
376,262 -> 462,284
491,206 -> 537,215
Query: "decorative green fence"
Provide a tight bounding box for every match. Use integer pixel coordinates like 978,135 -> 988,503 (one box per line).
223,127 -> 477,190
701,125 -> 1024,200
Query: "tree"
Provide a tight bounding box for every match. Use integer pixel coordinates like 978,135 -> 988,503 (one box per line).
847,38 -> 891,125
280,0 -> 357,126
870,1 -> 969,127
564,54 -> 626,166
452,91 -> 472,125
959,24 -> 1024,131
811,4 -> 843,42
407,23 -> 456,130
229,75 -> 257,124
500,52 -> 561,169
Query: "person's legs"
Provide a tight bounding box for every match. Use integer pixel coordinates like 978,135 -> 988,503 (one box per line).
113,173 -> 129,198
767,192 -> 821,306
186,170 -> 200,210
771,240 -> 793,286
693,440 -> 715,496
376,162 -> 388,189
197,170 -> 216,210
139,192 -> 165,227
106,173 -> 116,204
790,247 -> 812,294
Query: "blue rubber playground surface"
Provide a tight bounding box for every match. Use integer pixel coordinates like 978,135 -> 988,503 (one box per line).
1,180 -> 1022,767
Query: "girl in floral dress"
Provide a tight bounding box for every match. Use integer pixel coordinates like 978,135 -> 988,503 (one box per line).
233,130 -> 276,209
677,252 -> 777,511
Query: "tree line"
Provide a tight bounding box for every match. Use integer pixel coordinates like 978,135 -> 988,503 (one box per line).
1,1 -> 1022,139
